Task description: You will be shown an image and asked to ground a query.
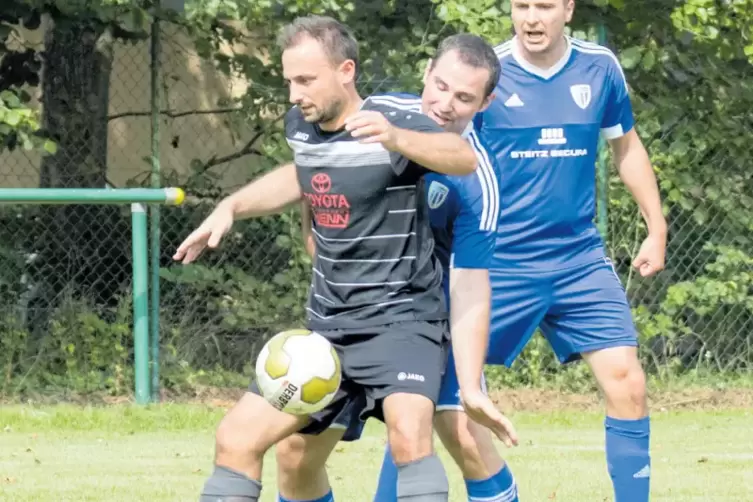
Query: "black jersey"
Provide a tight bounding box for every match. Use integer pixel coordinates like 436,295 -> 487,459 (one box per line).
287,97 -> 448,334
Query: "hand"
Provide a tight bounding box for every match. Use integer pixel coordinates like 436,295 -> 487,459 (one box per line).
344,110 -> 398,150
172,203 -> 234,264
461,389 -> 519,448
632,232 -> 666,277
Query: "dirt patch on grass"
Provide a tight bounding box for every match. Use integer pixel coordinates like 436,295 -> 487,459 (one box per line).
158,386 -> 753,413
488,387 -> 753,413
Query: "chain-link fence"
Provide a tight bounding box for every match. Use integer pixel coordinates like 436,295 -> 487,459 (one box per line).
1,12 -> 751,399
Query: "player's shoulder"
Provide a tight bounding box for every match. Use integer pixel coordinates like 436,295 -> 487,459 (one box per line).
492,38 -> 515,64
569,37 -> 624,74
465,127 -> 501,179
283,106 -> 312,141
366,92 -> 423,113
363,93 -> 440,132
284,105 -> 303,127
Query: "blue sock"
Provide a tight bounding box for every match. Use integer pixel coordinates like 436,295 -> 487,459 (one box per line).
373,444 -> 399,502
466,463 -> 518,502
605,416 -> 651,502
277,490 -> 334,502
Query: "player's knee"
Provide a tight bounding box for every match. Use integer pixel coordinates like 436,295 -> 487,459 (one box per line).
384,394 -> 434,464
275,434 -> 310,474
435,411 -> 476,458
214,416 -> 264,462
591,348 -> 648,415
214,411 -> 275,465
611,359 -> 646,402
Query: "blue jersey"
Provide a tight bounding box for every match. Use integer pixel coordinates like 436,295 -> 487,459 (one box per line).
475,36 -> 635,271
368,93 -> 501,298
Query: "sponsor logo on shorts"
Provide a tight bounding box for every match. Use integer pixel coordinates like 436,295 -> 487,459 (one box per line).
397,371 -> 425,382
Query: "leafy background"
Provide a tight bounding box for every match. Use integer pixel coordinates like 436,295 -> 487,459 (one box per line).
0,0 -> 751,398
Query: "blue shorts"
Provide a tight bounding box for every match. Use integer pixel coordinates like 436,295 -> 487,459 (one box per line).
435,347 -> 488,412
488,257 -> 638,367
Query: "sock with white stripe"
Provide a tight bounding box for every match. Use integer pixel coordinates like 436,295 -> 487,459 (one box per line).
605,416 -> 651,502
277,490 -> 334,502
465,463 -> 517,502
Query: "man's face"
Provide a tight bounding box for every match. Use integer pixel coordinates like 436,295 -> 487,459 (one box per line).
282,36 -> 355,125
421,50 -> 494,134
511,0 -> 574,56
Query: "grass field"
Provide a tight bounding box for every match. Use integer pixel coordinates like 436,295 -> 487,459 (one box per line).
1,394 -> 752,501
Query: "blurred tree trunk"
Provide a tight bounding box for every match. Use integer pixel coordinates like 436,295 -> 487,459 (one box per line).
35,18 -> 128,314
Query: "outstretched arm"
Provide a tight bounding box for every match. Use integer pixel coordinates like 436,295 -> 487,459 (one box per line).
173,163 -> 301,264
220,162 -> 302,220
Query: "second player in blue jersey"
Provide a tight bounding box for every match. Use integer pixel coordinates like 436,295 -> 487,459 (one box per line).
475,1 -> 668,502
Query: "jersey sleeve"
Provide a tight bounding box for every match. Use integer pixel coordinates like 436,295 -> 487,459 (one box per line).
449,135 -> 501,270
600,54 -> 635,140
382,108 -> 444,176
385,107 -> 443,133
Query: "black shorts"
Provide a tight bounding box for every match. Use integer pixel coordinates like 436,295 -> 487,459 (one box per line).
248,320 -> 449,436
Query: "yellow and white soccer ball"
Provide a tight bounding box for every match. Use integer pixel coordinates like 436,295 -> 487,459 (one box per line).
254,329 -> 342,415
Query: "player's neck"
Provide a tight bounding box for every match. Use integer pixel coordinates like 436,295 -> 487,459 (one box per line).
516,35 -> 569,71
320,90 -> 364,132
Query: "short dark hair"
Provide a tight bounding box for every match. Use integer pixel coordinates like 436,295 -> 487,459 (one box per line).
430,34 -> 501,97
277,15 -> 360,77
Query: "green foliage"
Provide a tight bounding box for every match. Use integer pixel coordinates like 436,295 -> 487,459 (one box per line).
0,89 -> 41,151
1,0 -> 751,397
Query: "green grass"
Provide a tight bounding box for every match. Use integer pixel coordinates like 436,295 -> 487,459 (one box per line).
1,403 -> 751,501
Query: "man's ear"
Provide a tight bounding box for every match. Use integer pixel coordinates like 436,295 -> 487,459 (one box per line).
479,92 -> 495,113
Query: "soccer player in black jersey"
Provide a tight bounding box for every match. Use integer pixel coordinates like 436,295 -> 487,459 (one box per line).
174,15 -> 480,502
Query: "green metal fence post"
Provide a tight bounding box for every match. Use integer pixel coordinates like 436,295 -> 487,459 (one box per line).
149,9 -> 163,403
0,187 -> 184,404
596,23 -> 609,242
131,202 -> 150,405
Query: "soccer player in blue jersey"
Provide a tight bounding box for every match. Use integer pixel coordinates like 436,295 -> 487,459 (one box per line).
272,34 -> 521,502
475,1 -> 667,501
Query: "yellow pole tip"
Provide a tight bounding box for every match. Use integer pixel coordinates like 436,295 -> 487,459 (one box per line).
174,188 -> 185,206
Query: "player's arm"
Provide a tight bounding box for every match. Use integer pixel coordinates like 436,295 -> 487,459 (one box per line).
449,266 -> 491,396
601,56 -> 667,276
447,167 -> 516,446
447,166 -> 498,398
173,163 -> 301,264
345,110 -> 477,175
218,162 -> 302,219
609,131 -> 666,240
390,126 -> 476,175
300,201 -> 315,257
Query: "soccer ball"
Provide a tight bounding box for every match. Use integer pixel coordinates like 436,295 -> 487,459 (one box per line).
254,328 -> 342,415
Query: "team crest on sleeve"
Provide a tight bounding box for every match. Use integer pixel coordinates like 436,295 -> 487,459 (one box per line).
427,181 -> 449,209
570,84 -> 592,109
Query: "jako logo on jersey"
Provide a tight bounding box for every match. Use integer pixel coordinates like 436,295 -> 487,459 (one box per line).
397,372 -> 425,382
293,131 -> 309,141
570,84 -> 592,109
427,181 -> 449,209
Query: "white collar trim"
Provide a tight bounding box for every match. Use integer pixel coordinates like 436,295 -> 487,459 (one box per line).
511,35 -> 572,80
